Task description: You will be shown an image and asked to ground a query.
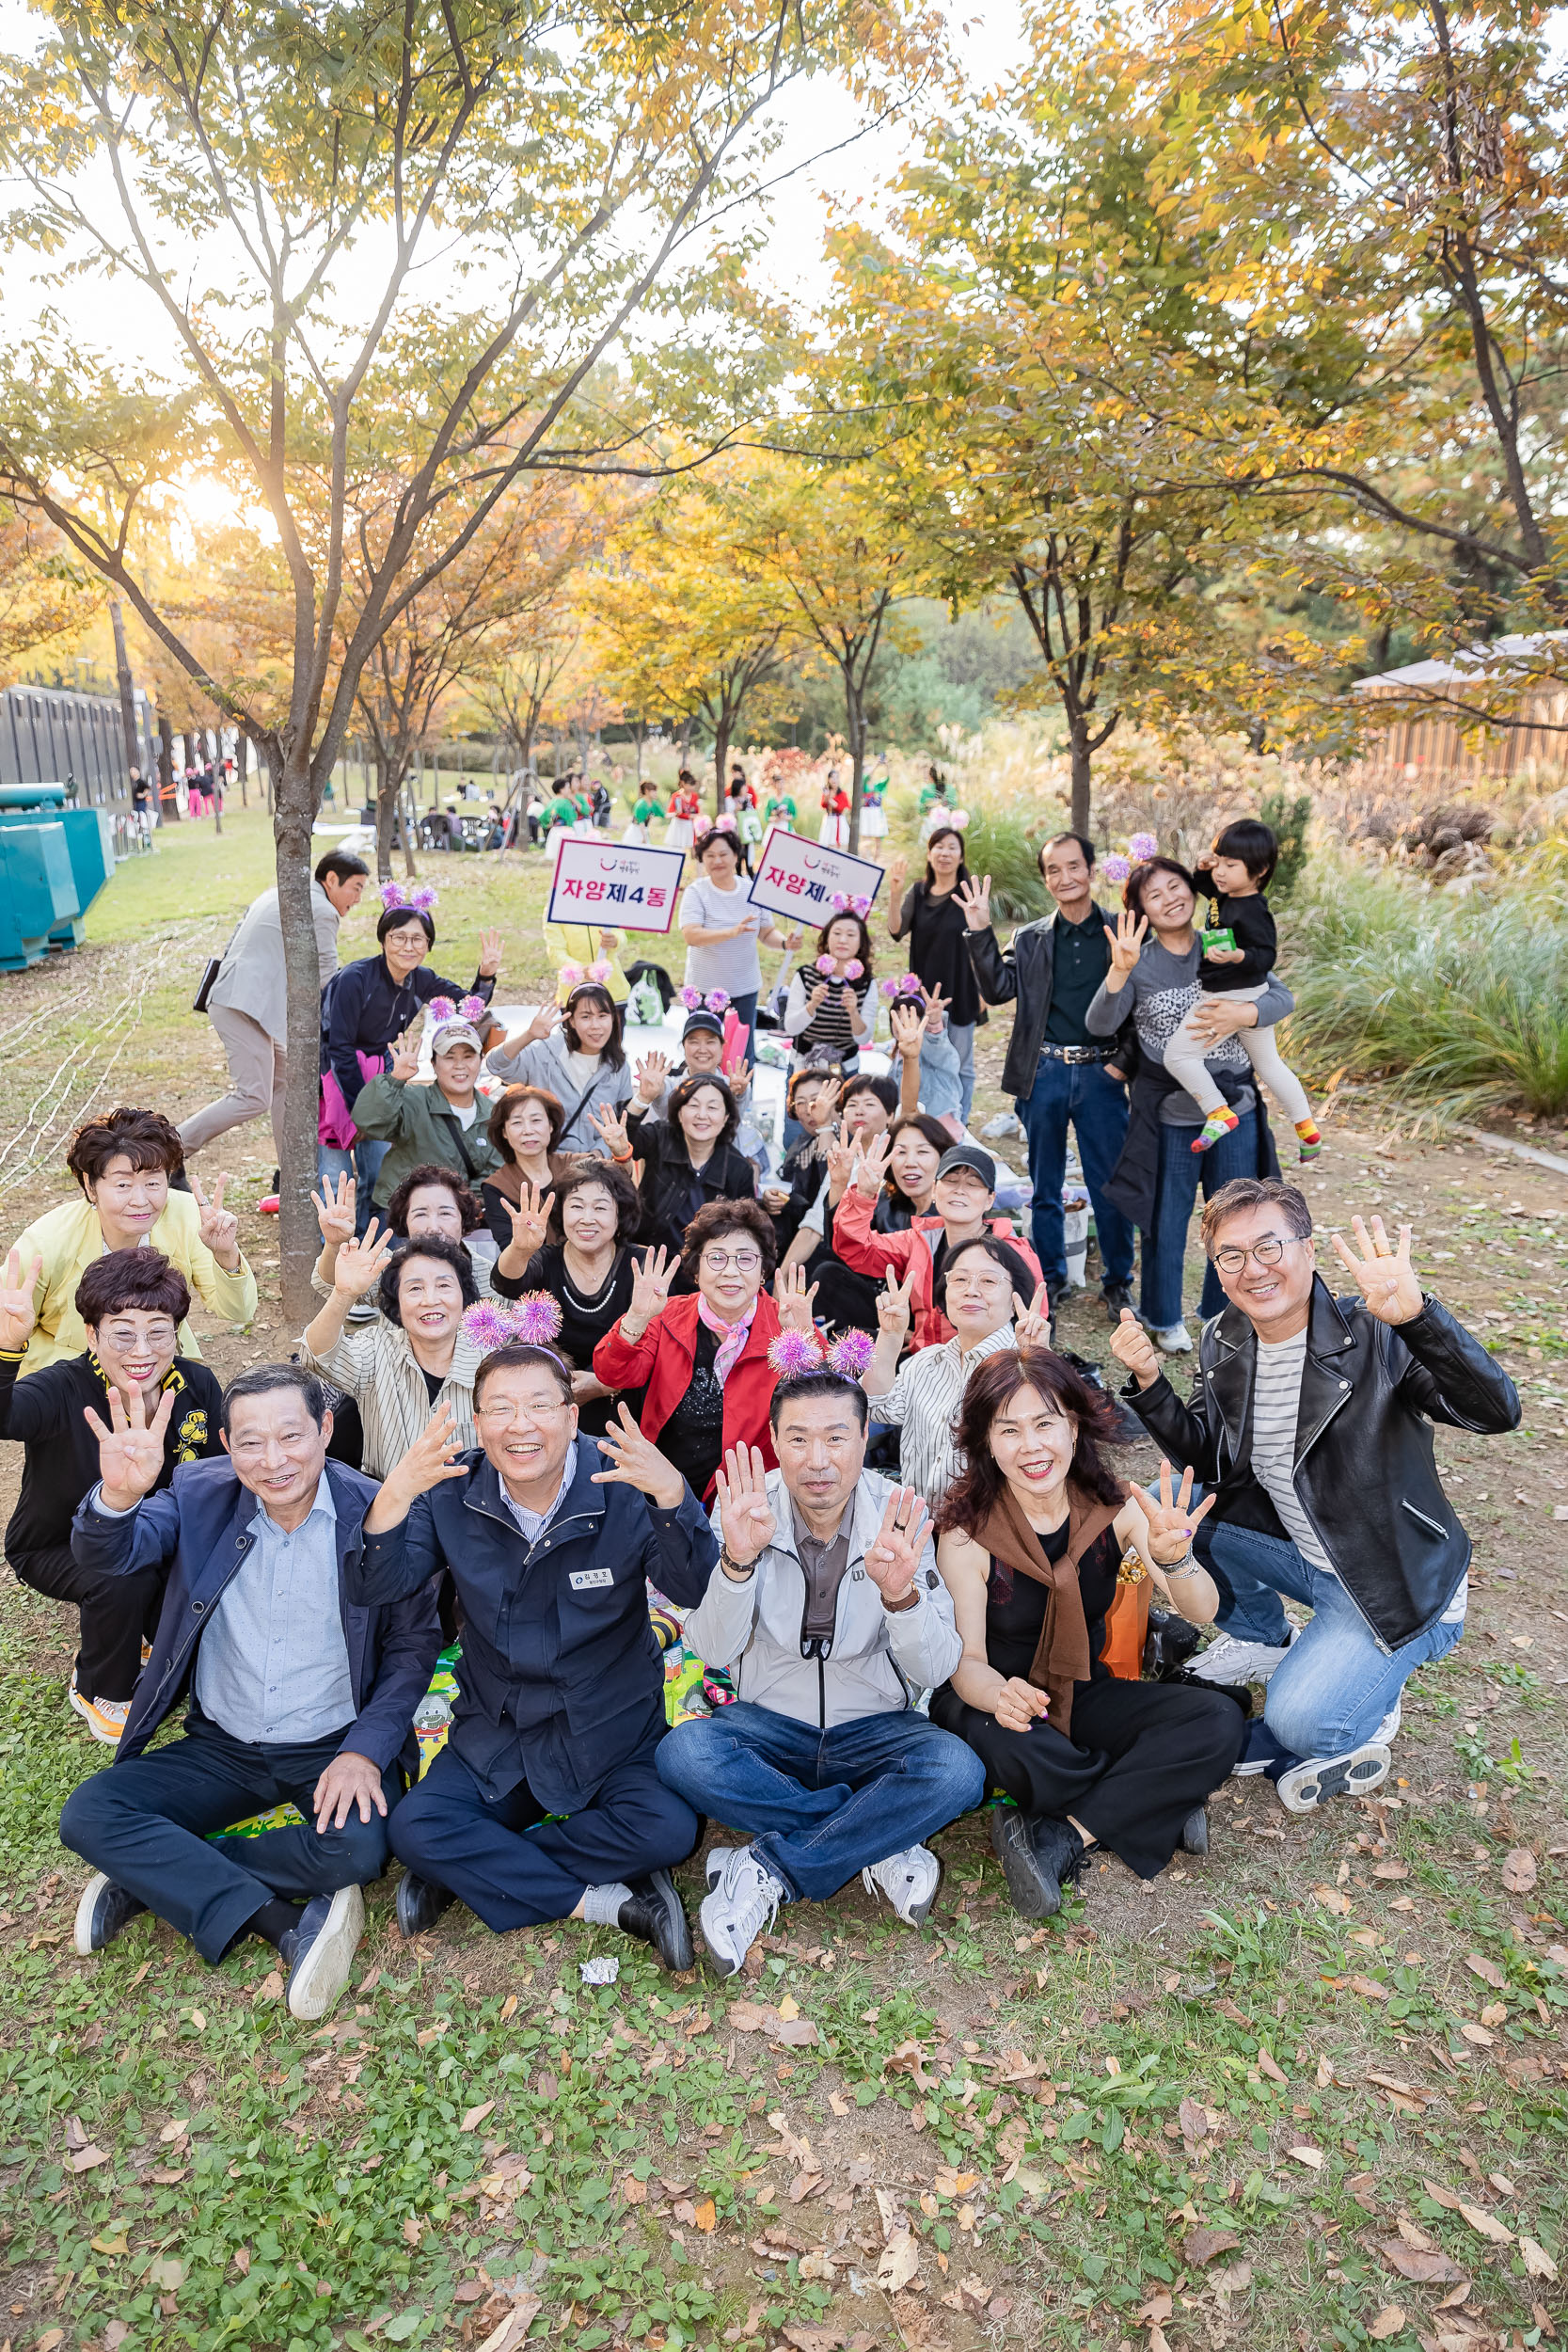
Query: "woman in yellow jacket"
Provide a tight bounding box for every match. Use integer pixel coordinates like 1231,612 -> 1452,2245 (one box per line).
10,1107 -> 258,1373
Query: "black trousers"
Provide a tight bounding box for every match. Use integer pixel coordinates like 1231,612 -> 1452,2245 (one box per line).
13,1542 -> 166,1705
59,1710 -> 398,1963
931,1675 -> 1245,1881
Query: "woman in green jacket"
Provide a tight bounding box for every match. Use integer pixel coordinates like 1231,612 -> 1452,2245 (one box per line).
349,1001 -> 504,1208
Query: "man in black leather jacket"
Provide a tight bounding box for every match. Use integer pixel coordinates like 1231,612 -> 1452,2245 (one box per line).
1112,1177 -> 1518,1813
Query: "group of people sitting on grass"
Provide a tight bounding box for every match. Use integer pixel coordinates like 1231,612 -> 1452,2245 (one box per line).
0,1041 -> 1517,2020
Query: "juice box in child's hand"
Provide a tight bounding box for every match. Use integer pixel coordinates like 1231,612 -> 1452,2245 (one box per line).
1200,927 -> 1237,954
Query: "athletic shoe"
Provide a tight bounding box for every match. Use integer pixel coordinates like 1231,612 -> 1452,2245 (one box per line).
616,1871 -> 695,1973
68,1676 -> 130,1745
1373,1699 -> 1402,1745
704,1844 -> 739,1891
699,1845 -> 784,1978
1188,1632 -> 1291,1686
1276,1741 -> 1391,1815
990,1807 -> 1090,1918
1153,1323 -> 1193,1354
279,1885 -> 365,2020
861,1844 -> 942,1926
395,1870 -> 455,1938
1101,1281 -> 1135,1320
1180,1804 -> 1209,1857
73,1872 -> 147,1956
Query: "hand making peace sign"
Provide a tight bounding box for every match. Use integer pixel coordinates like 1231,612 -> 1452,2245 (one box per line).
0,1248 -> 40,1355
190,1171 -> 242,1271
875,1263 -> 915,1344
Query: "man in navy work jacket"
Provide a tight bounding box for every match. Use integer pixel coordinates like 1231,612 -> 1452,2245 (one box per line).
356,1342 -> 721,1968
59,1364 -> 440,2021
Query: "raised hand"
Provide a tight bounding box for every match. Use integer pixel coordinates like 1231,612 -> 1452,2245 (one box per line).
995,1676 -> 1050,1734
772,1262 -> 819,1335
1330,1214 -> 1421,1326
727,1061 -> 752,1101
1109,1307 -> 1162,1390
385,1401 -> 470,1500
0,1248 -> 40,1354
314,1172 -> 356,1249
591,1402 -> 683,1509
923,982 -> 949,1036
84,1381 -> 175,1513
478,928 -> 503,977
1143,1458 -> 1216,1565
1012,1281 -> 1054,1350
863,1485 -> 930,1602
510,1003 -> 559,1051
624,1244 -> 678,1336
333,1218 -> 395,1300
850,1130 -> 893,1198
875,1263 -> 915,1343
956,875 -> 991,932
190,1171 -> 241,1271
388,1026 -> 420,1082
588,1101 -> 632,1160
714,1441 -> 776,1567
824,1117 -> 857,1195
889,1002 -> 924,1060
1102,908 -> 1148,984
635,1050 -> 671,1104
500,1179 -> 554,1263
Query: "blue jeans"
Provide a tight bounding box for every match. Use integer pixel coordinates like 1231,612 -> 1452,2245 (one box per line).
1017,1056 -> 1134,1294
318,1136 -> 390,1235
656,1700 -> 986,1901
947,1022 -> 975,1125
1205,1524 -> 1465,1769
729,989 -> 759,1071
1140,1110 -> 1259,1329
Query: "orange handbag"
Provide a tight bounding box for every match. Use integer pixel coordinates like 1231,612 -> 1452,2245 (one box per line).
1100,1549 -> 1151,1681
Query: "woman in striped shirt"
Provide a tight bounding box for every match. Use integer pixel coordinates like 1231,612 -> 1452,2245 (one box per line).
784,914 -> 876,1073
861,1240 -> 1050,1509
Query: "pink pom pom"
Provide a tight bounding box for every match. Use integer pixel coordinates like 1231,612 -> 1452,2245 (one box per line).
852,895 -> 872,917
768,1329 -> 826,1378
561,962 -> 586,988
879,977 -> 899,999
426,997 -> 456,1022
827,1328 -> 875,1377
379,882 -> 406,910
462,1301 -> 517,1354
831,891 -> 851,913
705,990 -> 730,1014
408,884 -> 438,911
678,984 -> 703,1009
1130,831 -> 1159,861
512,1292 -> 564,1346
460,994 -> 487,1020
588,960 -> 612,983
1101,852 -> 1131,883
844,960 -> 863,981
815,955 -> 835,976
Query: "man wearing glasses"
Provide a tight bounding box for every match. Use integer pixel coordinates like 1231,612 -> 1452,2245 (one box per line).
356,1344 -> 720,1967
1112,1178 -> 1518,1812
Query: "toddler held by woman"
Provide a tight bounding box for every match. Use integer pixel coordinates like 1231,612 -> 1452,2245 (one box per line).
1160,818 -> 1322,1160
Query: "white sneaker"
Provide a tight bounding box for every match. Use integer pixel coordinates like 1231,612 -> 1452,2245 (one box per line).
1189,1632 -> 1291,1686
68,1675 -> 131,1745
1373,1698 -> 1402,1745
280,1885 -> 365,2021
698,1844 -> 784,1979
1153,1324 -> 1193,1354
1276,1741 -> 1391,1815
861,1844 -> 942,1926
704,1844 -> 739,1891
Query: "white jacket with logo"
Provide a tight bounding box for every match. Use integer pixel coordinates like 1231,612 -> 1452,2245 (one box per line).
682,1467 -> 961,1726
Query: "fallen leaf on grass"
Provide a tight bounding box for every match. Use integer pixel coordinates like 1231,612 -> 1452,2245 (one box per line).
1501,1849 -> 1537,1894
1351,1975 -> 1389,2002
1397,2218 -> 1435,2251
499,1994 -> 517,2023
1459,2021 -> 1496,2047
1423,2181 -> 1465,2211
1286,2145 -> 1323,2169
729,2002 -> 772,2032
1210,2261 -> 1252,2296
692,2199 -> 717,2233
1457,2202 -> 1513,2245
146,2259 -> 183,2292
798,2251 -> 835,2282
254,1971 -> 284,2004
1465,1953 -> 1506,1990
1377,2239 -> 1463,2284
1184,2228 -> 1241,2265
1177,2097 -> 1210,2142
934,2169 -> 978,2198
1520,2238 -> 1559,2281
878,2227 -> 920,2293
70,2144 -> 110,2172
474,2296 -> 542,2352
621,2175 -> 646,2205
1372,1860 -> 1409,1881
1313,1884 -> 1353,1916
788,2170 -> 825,2202
780,2328 -> 845,2352
90,2232 -> 129,2256
1368,2310 -> 1406,2341
460,2101 -> 496,2133
37,2332 -> 63,2352
776,1994 -> 800,2021
776,2018 -> 819,2046
1257,2048 -> 1288,2084
103,2324 -> 130,2350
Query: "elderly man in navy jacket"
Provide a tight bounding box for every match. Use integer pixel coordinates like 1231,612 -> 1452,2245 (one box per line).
356,1341 -> 721,1969
60,1363 -> 440,2020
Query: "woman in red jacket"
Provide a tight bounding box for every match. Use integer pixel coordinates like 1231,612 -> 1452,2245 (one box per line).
832,1135 -> 1044,1352
593,1199 -> 818,1502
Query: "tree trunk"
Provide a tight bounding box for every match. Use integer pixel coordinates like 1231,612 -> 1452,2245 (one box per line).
109,601 -> 139,796
402,784 -> 420,880
844,674 -> 865,857
1068,721 -> 1092,838
237,732 -> 249,808
713,716 -> 731,818
157,712 -> 179,819
274,748 -> 325,1327
374,752 -> 398,881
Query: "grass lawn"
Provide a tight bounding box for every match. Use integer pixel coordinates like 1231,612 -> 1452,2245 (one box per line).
0,801 -> 1563,2352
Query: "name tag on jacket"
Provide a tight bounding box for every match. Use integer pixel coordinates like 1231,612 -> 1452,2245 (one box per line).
569,1568 -> 615,1591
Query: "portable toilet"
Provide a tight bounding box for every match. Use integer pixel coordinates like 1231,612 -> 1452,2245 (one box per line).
0,782 -> 115,962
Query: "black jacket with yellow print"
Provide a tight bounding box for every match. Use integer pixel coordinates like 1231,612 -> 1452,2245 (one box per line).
0,1347 -> 224,1570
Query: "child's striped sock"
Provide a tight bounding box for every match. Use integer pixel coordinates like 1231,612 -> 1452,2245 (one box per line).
1191,1108 -> 1240,1153
1295,1118 -> 1323,1161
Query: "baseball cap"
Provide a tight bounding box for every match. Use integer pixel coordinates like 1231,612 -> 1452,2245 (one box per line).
936,1144 -> 997,1188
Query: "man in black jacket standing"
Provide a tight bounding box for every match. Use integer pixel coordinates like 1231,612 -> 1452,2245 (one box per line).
958,837 -> 1138,1321
1112,1178 -> 1519,1812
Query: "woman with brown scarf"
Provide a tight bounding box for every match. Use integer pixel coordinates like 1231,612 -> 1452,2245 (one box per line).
932,1349 -> 1247,1916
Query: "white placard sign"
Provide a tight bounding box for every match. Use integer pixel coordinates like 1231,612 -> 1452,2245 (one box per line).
546,837 -> 686,934
744,826 -> 885,925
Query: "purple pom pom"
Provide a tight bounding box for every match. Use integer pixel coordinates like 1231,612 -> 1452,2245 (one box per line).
705,990 -> 731,1014
463,1301 -> 517,1353
512,1292 -> 564,1346
379,882 -> 405,910
461,994 -> 487,1020
879,977 -> 899,998
678,985 -> 703,1010
1130,831 -> 1158,861
426,996 -> 456,1022
827,1327 -> 875,1377
1101,852 -> 1131,883
408,883 -> 438,911
768,1329 -> 826,1378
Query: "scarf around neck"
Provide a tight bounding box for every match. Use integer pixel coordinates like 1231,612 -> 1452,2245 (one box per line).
973,1483 -> 1122,1740
695,1292 -> 758,1386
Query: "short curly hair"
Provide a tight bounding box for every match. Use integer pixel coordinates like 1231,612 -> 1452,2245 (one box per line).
67,1106 -> 184,1195
385,1163 -> 483,1237
376,1234 -> 480,1326
488,1085 -> 565,1164
550,1156 -> 641,1245
74,1247 -> 191,1328
679,1196 -> 777,1288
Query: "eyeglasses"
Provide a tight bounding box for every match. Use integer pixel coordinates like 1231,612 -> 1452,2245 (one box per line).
475,1397 -> 571,1423
1212,1234 -> 1308,1274
701,1250 -> 761,1273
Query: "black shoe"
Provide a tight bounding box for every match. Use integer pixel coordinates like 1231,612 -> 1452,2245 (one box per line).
617,1869 -> 695,1972
1102,1280 -> 1135,1319
278,1885 -> 365,2020
1180,1804 -> 1210,1857
72,1872 -> 148,1956
990,1807 -> 1061,1919
1030,1814 -> 1095,1907
396,1870 -> 455,1938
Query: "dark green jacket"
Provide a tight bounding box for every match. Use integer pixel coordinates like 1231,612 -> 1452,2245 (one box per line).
350,1074 -> 504,1205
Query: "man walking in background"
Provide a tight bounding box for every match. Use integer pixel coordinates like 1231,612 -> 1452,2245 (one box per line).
179,850 -> 369,1168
